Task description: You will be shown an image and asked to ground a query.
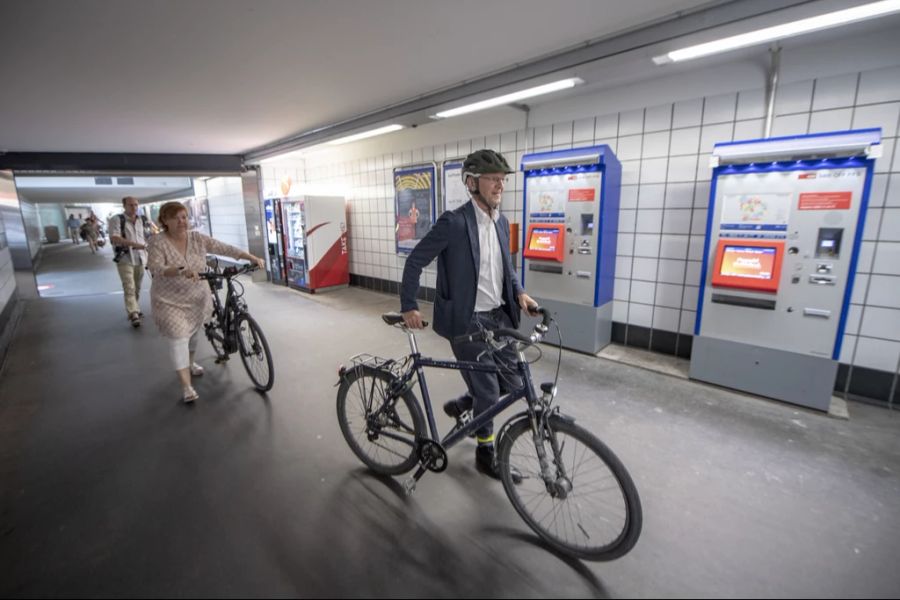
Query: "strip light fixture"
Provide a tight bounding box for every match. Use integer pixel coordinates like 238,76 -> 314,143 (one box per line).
258,124 -> 404,162
653,0 -> 900,64
326,124 -> 404,145
432,77 -> 583,118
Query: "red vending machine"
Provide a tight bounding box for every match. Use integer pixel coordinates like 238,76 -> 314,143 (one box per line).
281,195 -> 348,292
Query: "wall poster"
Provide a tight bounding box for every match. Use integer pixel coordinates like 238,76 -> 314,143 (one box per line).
394,163 -> 436,255
441,160 -> 470,214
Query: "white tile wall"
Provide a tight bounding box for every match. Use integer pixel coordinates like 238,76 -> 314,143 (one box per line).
873,242 -> 900,275
673,98 -> 703,128
813,73 -> 858,111
809,108 -> 853,133
703,93 -> 737,124
737,89 -> 766,120
775,80 -> 814,115
857,65 -> 900,104
853,336 -> 900,373
282,63 -> 900,382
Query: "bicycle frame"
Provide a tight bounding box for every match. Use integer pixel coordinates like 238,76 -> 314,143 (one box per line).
391,328 -> 542,452
207,276 -> 243,352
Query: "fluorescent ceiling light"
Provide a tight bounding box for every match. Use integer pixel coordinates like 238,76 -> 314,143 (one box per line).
326,124 -> 404,145
653,0 -> 900,64
433,78 -> 583,118
259,149 -> 307,164
258,124 -> 404,163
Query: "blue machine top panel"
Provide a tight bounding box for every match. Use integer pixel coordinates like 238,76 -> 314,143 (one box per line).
521,145 -> 618,171
713,128 -> 881,165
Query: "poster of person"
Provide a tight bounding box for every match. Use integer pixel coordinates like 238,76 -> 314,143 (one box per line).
394,164 -> 436,255
441,160 -> 470,214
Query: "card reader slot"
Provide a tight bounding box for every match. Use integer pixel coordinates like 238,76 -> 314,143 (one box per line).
711,293 -> 776,310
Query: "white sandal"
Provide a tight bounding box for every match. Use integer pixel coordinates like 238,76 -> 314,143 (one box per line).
183,386 -> 199,403
190,363 -> 205,377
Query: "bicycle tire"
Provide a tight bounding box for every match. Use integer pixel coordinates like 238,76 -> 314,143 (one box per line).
236,314 -> 274,391
497,414 -> 642,561
336,365 -> 425,476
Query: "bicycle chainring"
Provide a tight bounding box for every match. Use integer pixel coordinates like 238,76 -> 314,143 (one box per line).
417,440 -> 448,473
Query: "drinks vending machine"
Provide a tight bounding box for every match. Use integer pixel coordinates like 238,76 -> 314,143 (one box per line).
280,195 -> 349,293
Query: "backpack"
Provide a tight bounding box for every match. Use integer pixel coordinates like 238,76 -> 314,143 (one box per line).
113,214 -> 151,262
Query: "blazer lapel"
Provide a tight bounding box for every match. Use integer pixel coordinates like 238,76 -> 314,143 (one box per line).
463,202 -> 479,273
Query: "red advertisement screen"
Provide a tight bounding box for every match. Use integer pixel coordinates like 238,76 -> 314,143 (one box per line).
719,246 -> 777,280
528,228 -> 560,253
523,223 -> 565,262
711,239 -> 784,292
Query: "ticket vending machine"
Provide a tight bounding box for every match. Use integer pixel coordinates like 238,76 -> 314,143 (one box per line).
691,129 -> 881,411
520,146 -> 621,354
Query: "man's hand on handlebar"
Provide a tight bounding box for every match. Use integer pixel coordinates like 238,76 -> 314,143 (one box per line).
518,292 -> 541,317
402,309 -> 425,329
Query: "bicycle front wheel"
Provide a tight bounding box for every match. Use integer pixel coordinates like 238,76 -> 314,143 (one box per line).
336,365 -> 425,476
497,414 -> 642,561
205,322 -> 228,362
236,314 -> 274,391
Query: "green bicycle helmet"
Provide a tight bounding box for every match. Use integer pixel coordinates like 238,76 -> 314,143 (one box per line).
462,149 -> 514,176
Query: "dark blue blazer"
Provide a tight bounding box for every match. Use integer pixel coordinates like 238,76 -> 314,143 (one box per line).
401,201 -> 525,340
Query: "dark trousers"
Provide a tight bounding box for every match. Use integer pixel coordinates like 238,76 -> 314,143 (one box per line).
449,307 -> 523,440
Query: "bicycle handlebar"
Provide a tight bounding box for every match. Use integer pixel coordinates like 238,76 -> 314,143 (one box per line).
198,263 -> 259,280
452,307 -> 551,346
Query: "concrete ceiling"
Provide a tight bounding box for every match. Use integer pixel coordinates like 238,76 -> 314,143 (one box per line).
0,0 -> 718,155
14,176 -> 194,204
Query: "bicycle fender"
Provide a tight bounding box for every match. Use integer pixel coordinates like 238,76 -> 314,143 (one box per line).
496,411 -> 535,447
336,364 -> 360,387
496,410 -> 577,446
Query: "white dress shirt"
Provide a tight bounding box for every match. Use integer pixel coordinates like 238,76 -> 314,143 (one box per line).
472,200 -> 504,312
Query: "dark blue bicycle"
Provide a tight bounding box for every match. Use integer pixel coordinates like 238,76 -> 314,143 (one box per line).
336,308 -> 642,561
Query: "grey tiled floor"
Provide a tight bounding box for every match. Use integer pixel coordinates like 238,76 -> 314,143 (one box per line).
1,245 -> 899,597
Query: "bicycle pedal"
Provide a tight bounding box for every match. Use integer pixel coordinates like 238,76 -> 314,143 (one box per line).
402,478 -> 417,496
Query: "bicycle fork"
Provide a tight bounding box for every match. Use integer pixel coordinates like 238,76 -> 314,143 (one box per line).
531,411 -> 573,499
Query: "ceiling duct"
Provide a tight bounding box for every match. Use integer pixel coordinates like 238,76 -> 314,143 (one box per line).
94,176 -> 113,185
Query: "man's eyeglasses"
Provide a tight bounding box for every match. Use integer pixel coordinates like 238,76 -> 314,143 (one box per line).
479,175 -> 509,185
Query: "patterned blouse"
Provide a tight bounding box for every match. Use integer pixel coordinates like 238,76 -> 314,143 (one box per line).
147,231 -> 246,339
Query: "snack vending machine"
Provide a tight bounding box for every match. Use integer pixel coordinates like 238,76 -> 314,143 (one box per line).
280,195 -> 349,293
691,129 -> 881,411
263,198 -> 286,284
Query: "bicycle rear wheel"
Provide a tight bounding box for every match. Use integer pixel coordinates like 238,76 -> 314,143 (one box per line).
336,365 -> 425,476
236,314 -> 274,391
497,414 -> 642,561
